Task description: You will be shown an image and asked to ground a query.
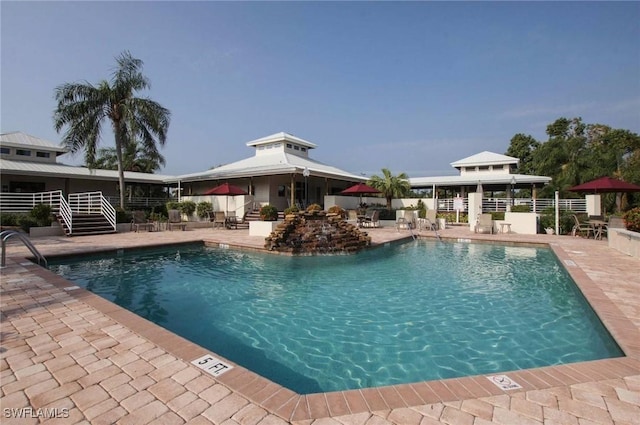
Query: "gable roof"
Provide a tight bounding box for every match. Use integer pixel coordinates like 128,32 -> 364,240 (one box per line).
450,151 -> 519,168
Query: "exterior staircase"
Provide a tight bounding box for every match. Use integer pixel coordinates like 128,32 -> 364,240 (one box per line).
58,213 -> 117,237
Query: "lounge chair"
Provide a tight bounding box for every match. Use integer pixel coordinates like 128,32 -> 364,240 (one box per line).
396,210 -> 415,231
167,209 -> 187,231
131,211 -> 154,232
211,211 -> 226,229
571,214 -> 592,238
362,210 -> 380,228
424,209 -> 438,231
474,213 -> 494,234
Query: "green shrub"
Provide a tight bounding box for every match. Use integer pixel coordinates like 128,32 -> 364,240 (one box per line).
539,208 -> 577,235
284,206 -> 299,215
18,215 -> 39,232
416,200 -> 427,219
166,201 -> 180,211
196,201 -> 213,219
152,204 -> 168,217
490,212 -> 505,221
511,204 -> 530,212
179,201 -> 197,217
0,212 -> 22,227
260,204 -> 278,221
30,203 -> 53,227
623,207 -> 640,232
115,208 -> 132,224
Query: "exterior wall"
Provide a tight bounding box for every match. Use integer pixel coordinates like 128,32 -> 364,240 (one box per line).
459,164 -> 512,176
503,212 -> 538,234
0,149 -> 59,164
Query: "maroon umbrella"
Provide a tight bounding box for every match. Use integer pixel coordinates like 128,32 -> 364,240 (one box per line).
568,177 -> 640,193
203,183 -> 248,213
203,182 -> 248,196
339,183 -> 381,195
339,183 -> 381,206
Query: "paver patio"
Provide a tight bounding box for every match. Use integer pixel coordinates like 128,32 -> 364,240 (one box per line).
1,225 -> 639,424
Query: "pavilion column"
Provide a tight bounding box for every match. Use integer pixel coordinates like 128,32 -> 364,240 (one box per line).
532,185 -> 537,213
290,174 -> 295,208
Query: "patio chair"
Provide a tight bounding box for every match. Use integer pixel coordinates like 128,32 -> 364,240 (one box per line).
362,210 -> 380,228
167,209 -> 187,231
571,214 -> 592,238
396,210 -> 415,231
474,213 -> 494,234
211,211 -> 226,229
131,211 -> 154,232
424,209 -> 438,231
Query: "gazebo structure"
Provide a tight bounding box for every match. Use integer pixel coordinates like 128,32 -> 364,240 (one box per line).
172,132 -> 365,214
409,151 -> 552,211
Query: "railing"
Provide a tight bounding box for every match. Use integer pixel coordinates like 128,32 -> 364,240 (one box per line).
69,191 -> 116,231
0,190 -> 63,213
436,197 -> 587,213
1,230 -> 47,268
58,196 -> 73,235
103,196 -> 175,208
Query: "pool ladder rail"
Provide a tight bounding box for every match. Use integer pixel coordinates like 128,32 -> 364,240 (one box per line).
1,230 -> 48,268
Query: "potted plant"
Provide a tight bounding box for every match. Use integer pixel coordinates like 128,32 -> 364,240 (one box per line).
260,204 -> 278,221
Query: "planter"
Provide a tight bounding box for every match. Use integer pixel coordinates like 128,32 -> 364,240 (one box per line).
249,220 -> 281,237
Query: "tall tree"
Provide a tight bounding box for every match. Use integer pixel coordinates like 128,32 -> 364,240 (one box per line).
89,139 -> 166,173
505,133 -> 540,175
54,51 -> 170,208
368,168 -> 411,210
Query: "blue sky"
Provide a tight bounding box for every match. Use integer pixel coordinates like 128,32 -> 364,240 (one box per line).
2,1 -> 639,177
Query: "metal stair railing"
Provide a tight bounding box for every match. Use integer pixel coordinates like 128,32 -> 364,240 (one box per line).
58,195 -> 73,235
67,191 -> 117,232
1,230 -> 47,268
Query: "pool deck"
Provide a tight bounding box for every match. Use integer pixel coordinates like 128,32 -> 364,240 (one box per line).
1,225 -> 639,425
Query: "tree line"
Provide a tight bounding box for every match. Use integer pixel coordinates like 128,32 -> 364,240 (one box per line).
506,117 -> 640,209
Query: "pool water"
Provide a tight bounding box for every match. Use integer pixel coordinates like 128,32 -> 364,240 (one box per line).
49,241 -> 623,394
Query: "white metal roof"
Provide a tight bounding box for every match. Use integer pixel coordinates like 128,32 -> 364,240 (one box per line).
409,173 -> 551,188
173,150 -> 365,183
0,158 -> 173,184
245,132 -> 317,149
0,131 -> 68,154
450,151 -> 519,168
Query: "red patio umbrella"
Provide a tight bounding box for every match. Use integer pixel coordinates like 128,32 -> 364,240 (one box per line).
339,183 -> 381,206
203,183 -> 248,213
569,176 -> 640,213
203,182 -> 248,196
568,176 -> 640,193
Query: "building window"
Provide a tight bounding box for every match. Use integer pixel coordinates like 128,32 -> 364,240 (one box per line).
16,149 -> 31,156
36,151 -> 51,158
478,166 -> 490,172
286,143 -> 293,149
293,145 -> 300,151
0,147 -> 9,155
300,147 -> 307,152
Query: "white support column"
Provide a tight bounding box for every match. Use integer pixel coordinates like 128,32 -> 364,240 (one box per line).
468,192 -> 483,232
586,194 -> 602,216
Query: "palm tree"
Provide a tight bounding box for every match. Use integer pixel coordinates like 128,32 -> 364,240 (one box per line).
54,51 -> 170,209
89,139 -> 166,173
368,168 -> 411,210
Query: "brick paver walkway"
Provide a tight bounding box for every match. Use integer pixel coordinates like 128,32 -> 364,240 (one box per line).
1,226 -> 639,424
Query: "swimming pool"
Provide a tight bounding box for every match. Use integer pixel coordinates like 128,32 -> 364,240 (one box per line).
48,240 -> 623,394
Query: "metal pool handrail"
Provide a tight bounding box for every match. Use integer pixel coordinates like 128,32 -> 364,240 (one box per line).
1,230 -> 47,268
